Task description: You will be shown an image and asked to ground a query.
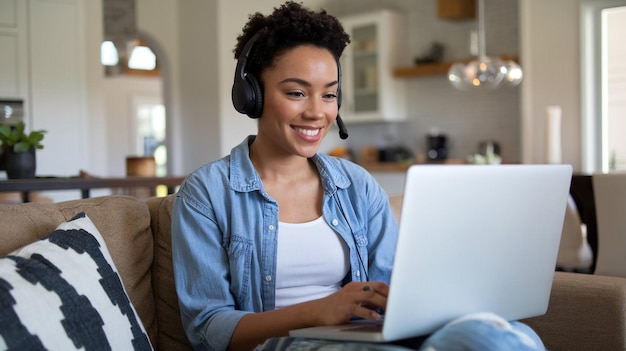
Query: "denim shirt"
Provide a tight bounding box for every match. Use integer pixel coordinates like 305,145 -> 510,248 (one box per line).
171,136 -> 399,351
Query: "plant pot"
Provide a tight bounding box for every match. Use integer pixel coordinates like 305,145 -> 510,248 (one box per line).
4,148 -> 36,179
0,147 -> 6,171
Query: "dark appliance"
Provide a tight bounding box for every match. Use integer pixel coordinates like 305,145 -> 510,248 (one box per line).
427,133 -> 448,161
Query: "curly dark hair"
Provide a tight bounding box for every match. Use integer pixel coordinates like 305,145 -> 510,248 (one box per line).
233,1 -> 350,79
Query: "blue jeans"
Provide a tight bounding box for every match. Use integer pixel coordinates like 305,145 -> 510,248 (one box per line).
418,312 -> 545,351
255,313 -> 545,351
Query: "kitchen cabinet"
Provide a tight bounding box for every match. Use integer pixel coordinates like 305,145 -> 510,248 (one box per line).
0,0 -> 28,99
339,10 -> 407,123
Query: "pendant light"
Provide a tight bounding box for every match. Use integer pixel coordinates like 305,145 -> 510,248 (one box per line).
102,0 -> 136,75
447,0 -> 523,89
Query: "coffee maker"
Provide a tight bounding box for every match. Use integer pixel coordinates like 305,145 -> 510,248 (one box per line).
426,132 -> 448,161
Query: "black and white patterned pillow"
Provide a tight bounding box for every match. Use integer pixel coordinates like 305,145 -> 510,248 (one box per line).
0,212 -> 153,350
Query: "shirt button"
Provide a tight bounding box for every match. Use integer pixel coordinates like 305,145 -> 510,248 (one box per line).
355,270 -> 361,277
268,225 -> 275,231
265,275 -> 272,282
332,219 -> 339,226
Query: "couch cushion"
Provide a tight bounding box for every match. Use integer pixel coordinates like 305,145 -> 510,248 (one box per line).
146,194 -> 193,350
0,195 -> 157,345
523,271 -> 626,351
0,212 -> 152,349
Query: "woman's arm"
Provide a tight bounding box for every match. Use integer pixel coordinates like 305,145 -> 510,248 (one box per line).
172,180 -> 249,351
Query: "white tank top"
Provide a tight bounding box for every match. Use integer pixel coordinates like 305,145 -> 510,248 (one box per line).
275,216 -> 350,309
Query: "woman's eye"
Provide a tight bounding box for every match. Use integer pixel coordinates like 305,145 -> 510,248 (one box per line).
324,93 -> 337,100
287,91 -> 305,97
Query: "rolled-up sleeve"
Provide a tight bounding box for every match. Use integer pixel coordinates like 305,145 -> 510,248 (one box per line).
171,179 -> 250,351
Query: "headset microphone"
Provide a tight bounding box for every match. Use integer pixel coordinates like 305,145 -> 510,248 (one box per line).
336,115 -> 348,140
336,61 -> 348,140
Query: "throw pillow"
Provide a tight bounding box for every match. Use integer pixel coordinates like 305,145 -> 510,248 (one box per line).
0,212 -> 153,350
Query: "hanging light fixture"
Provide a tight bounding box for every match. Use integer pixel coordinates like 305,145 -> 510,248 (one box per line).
447,0 -> 523,89
102,0 -> 136,75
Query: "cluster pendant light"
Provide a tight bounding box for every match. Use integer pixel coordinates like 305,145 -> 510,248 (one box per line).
447,0 -> 523,89
101,0 -> 157,74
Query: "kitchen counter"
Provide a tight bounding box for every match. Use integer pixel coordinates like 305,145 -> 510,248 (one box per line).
360,159 -> 465,173
362,159 -> 465,194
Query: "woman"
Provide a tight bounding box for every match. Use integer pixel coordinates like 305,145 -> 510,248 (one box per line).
171,2 -> 545,351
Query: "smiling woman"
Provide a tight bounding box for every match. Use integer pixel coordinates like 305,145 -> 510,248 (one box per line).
169,2 -> 547,351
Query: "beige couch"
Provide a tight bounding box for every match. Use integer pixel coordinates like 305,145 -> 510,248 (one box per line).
1,194 -> 625,350
0,194 -> 192,350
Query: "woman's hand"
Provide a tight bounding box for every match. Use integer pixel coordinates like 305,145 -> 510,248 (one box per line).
311,281 -> 389,325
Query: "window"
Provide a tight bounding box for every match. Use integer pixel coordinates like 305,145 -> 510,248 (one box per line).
604,7 -> 626,170
132,97 -> 167,177
581,1 -> 626,172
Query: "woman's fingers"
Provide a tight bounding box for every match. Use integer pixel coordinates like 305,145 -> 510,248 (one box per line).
316,282 -> 389,325
354,283 -> 387,320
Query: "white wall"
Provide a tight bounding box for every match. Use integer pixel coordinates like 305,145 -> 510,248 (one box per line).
28,0 -> 87,177
520,0 -> 582,170
176,1 -> 221,173
83,0 -> 107,177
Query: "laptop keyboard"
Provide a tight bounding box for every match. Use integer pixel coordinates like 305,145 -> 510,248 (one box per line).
340,322 -> 383,333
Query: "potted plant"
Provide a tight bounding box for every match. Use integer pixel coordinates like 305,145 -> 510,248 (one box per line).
0,121 -> 46,179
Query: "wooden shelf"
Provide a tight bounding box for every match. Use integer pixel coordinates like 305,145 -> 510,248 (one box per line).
393,55 -> 519,78
394,62 -> 454,77
438,0 -> 475,19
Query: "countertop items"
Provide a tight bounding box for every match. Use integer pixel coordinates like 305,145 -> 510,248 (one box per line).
360,159 -> 465,173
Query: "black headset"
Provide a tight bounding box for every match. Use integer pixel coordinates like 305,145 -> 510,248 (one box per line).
231,32 -> 349,139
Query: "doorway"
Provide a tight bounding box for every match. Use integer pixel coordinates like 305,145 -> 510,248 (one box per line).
131,95 -> 167,176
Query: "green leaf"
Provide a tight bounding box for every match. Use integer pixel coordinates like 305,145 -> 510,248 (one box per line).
0,121 -> 46,153
14,141 -> 29,153
0,125 -> 11,138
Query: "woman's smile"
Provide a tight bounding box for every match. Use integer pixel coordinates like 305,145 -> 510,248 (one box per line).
294,126 -> 322,138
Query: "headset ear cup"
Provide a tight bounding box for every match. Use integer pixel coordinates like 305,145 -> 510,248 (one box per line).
231,79 -> 248,115
232,32 -> 263,119
247,75 -> 263,119
231,72 -> 263,119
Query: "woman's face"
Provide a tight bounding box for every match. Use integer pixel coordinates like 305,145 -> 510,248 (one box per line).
256,45 -> 339,159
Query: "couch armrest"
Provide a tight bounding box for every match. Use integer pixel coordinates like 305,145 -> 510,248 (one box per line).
523,271 -> 626,351
146,194 -> 193,351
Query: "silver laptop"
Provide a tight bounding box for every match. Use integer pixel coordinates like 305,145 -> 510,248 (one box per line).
289,164 -> 573,343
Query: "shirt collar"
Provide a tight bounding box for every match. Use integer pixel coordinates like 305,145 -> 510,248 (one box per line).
228,135 -> 351,194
